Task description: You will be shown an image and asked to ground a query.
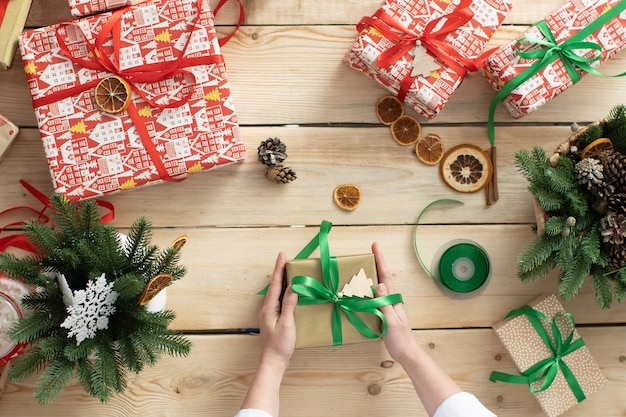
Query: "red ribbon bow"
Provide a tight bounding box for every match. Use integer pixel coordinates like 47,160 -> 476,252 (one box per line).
31,1 -> 224,182
358,0 -> 477,101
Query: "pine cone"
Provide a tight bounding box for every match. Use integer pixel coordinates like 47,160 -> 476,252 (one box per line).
608,193 -> 626,216
265,165 -> 297,184
600,211 -> 626,245
258,137 -> 287,166
598,149 -> 626,193
607,244 -> 626,271
575,157 -> 614,198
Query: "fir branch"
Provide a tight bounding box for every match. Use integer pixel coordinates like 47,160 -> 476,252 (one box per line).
92,342 -> 124,402
76,358 -> 97,398
34,358 -> 76,404
8,347 -> 50,382
558,253 -> 590,300
592,272 -> 613,308
0,253 -> 44,286
8,311 -> 60,343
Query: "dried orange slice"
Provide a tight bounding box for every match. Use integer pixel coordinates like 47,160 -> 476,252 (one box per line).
416,133 -> 444,165
376,96 -> 404,125
138,273 -> 173,306
94,75 -> 131,114
333,184 -> 361,211
581,137 -> 613,159
171,234 -> 188,250
439,144 -> 492,193
391,115 -> 421,146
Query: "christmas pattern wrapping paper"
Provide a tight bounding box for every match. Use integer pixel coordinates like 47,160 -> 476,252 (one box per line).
343,0 -> 512,119
481,0 -> 626,119
0,0 -> 32,69
19,0 -> 246,201
68,0 -> 147,18
492,294 -> 607,417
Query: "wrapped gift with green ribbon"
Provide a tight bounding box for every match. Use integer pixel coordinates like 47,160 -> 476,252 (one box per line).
490,294 -> 607,417
482,0 -> 626,150
286,221 -> 403,348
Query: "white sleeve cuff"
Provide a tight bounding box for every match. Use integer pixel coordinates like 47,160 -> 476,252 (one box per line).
433,392 -> 496,417
234,409 -> 274,417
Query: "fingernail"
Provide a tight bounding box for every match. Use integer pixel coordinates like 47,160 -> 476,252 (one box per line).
377,283 -> 387,295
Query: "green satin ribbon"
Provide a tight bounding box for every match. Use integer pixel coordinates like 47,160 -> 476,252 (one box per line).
490,305 -> 586,403
291,221 -> 403,346
488,1 -> 626,146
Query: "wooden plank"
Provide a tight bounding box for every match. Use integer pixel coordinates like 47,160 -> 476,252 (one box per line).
1,328 -> 624,416
4,24 -> 626,127
0,124 -> 581,228
24,0 -> 578,26
97,225 -> 626,331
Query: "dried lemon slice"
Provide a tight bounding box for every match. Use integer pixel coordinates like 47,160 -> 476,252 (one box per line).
376,96 -> 404,125
416,133 -> 444,165
94,75 -> 131,114
581,137 -> 613,159
333,184 -> 361,211
439,144 -> 492,193
391,115 -> 421,146
171,234 -> 188,250
138,273 -> 173,306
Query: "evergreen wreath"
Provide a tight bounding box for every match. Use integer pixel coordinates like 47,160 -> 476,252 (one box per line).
0,195 -> 191,403
515,105 -> 626,309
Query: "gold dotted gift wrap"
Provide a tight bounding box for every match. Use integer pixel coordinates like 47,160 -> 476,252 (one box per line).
493,294 -> 608,417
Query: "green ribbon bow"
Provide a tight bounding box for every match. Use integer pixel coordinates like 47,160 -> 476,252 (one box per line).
291,221 -> 403,346
490,305 -> 586,403
488,1 -> 626,147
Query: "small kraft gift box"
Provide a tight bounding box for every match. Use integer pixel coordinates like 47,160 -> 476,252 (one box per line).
482,0 -> 626,120
490,294 -> 608,417
19,0 -> 246,201
344,0 -> 512,119
285,221 -> 402,348
0,0 -> 32,69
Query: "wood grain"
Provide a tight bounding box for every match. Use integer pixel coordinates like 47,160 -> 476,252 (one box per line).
1,0 -> 625,414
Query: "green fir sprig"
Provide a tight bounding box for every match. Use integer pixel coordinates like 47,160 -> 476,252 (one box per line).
515,144 -> 626,308
0,195 -> 190,403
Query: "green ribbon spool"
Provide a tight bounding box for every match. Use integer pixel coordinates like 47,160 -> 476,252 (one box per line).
414,199 -> 491,297
290,221 -> 403,346
487,1 -> 626,147
434,240 -> 490,294
490,305 -> 586,403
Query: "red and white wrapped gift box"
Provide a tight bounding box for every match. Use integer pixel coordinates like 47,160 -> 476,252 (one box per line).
344,0 -> 512,119
19,0 -> 246,201
68,0 -> 147,18
481,0 -> 626,119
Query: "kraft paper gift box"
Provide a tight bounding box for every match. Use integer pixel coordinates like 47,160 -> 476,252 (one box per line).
481,0 -> 626,119
285,221 -> 402,349
490,294 -> 608,417
343,0 -> 512,119
19,0 -> 246,201
68,0 -> 148,17
0,113 -> 18,163
0,0 -> 32,69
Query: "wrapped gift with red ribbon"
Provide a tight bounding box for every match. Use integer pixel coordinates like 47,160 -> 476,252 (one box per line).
19,0 -> 246,201
0,0 -> 32,69
68,0 -> 148,18
482,0 -> 626,121
344,0 -> 512,119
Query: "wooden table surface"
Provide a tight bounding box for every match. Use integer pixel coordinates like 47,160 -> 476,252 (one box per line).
1,0 -> 626,415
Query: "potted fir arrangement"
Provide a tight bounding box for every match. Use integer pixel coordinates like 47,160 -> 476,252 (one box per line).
515,104 -> 626,308
0,195 -> 191,403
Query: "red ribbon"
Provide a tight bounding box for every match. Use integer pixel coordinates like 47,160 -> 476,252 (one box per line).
0,0 -> 8,27
31,1 -> 225,182
357,0 -> 477,101
214,0 -> 245,47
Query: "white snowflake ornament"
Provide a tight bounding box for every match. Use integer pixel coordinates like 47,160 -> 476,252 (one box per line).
60,273 -> 119,345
